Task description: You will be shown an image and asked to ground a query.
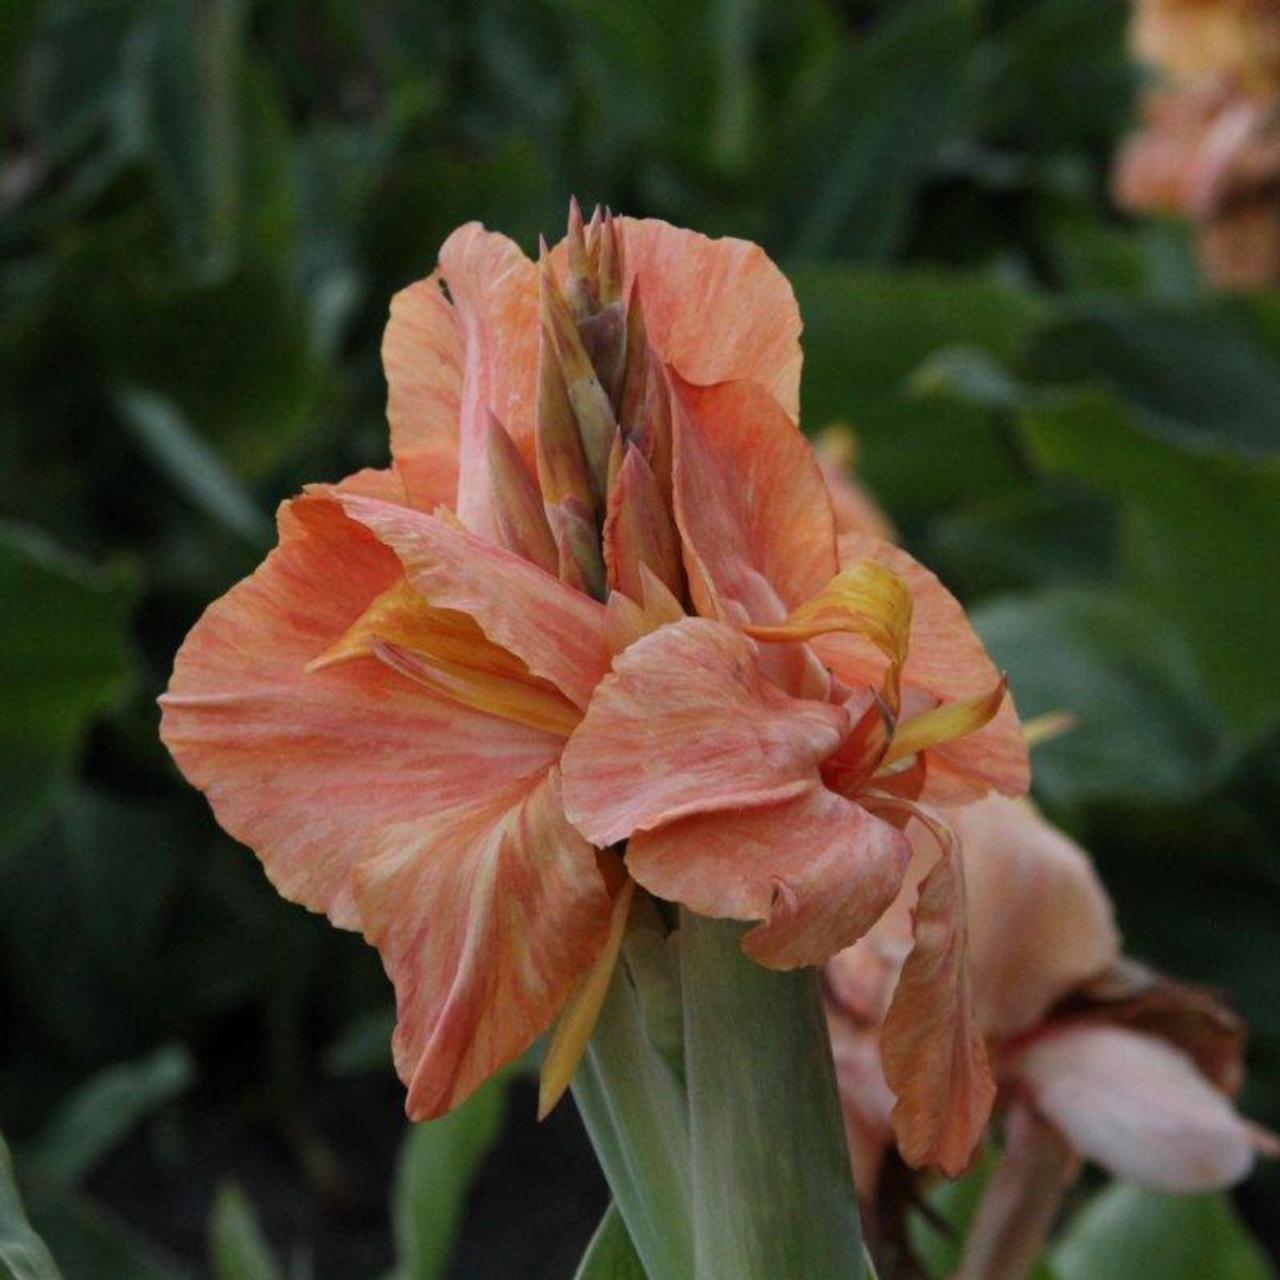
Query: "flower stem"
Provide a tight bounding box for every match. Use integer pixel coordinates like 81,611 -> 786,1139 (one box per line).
679,909 -> 866,1279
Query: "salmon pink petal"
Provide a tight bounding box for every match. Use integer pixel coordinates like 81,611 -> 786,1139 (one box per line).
617,218 -> 803,418
383,272 -> 463,511
160,488 -> 563,930
355,768 -> 612,1120
438,223 -> 540,538
815,535 -> 1029,802
626,784 -> 910,969
956,797 -> 1120,1040
335,494 -> 611,709
560,618 -> 847,847
880,827 -> 996,1176
1013,1023 -> 1259,1192
672,376 -> 838,625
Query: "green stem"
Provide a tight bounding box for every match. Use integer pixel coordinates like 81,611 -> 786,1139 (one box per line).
571,958 -> 695,1280
679,909 -> 866,1280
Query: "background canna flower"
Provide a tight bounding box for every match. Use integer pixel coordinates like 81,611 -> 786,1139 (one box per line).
826,795 -> 1276,1278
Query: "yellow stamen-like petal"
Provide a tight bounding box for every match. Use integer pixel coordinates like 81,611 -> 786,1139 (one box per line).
881,677 -> 1008,770
538,873 -> 636,1120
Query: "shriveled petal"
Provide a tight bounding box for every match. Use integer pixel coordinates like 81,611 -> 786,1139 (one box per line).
616,218 -> 803,418
627,785 -> 911,969
1013,1023 -> 1258,1192
672,376 -> 838,625
561,618 -> 847,847
160,487 -> 563,930
355,768 -> 612,1119
880,825 -> 996,1176
956,796 -> 1121,1040
336,494 -> 611,709
383,273 -> 463,511
814,535 -> 1028,803
438,223 -> 540,538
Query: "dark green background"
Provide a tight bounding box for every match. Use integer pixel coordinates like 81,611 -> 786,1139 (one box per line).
2,1 -> 1278,1276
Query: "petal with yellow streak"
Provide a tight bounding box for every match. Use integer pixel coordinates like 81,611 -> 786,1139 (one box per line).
335,494 -> 612,710
355,767 -> 612,1120
881,676 -> 1008,769
159,482 -> 565,932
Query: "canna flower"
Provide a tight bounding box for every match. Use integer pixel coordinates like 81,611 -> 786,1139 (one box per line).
160,201 -> 1025,1137
1115,0 -> 1280,288
826,795 -> 1276,1278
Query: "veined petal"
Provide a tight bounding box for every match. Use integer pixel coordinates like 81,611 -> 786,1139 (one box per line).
672,376 -> 838,625
561,618 -> 847,847
438,223 -> 540,539
335,494 -> 612,709
355,768 -> 612,1120
626,784 -> 910,969
958,796 -> 1120,1040
1012,1023 -> 1259,1192
160,485 -> 564,930
814,535 -> 1028,803
616,218 -> 803,418
879,814 -> 995,1176
383,272 -> 463,511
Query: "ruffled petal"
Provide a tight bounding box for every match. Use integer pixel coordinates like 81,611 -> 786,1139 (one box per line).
957,796 -> 1121,1040
617,218 -> 803,418
335,494 -> 611,710
437,223 -> 541,538
355,767 -> 612,1119
561,617 -> 847,847
880,828 -> 996,1176
814,535 -> 1029,803
160,487 -> 563,930
1013,1023 -> 1259,1192
672,376 -> 838,625
627,785 -> 911,969
383,272 -> 463,511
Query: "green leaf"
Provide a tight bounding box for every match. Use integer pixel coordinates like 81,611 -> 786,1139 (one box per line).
1053,1186 -> 1274,1280
0,1134 -> 62,1280
573,1203 -> 647,1280
0,525 -> 134,857
28,1046 -> 194,1188
386,1074 -> 508,1280
208,1183 -> 282,1280
323,1007 -> 395,1078
25,1194 -> 177,1280
678,912 -> 864,1280
1020,392 -> 1280,741
972,587 -> 1231,810
792,267 -> 1047,514
112,385 -> 269,545
785,0 -> 975,260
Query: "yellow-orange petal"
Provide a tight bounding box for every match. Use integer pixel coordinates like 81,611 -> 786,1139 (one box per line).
438,223 -> 541,540
383,272 -> 463,512
561,617 -> 847,848
159,483 -> 564,931
956,796 -> 1120,1040
672,375 -> 838,626
538,873 -> 636,1119
616,218 -> 803,419
881,676 -> 1008,769
335,494 -> 612,710
355,767 -> 612,1120
626,784 -> 910,969
815,535 -> 1029,804
879,813 -> 995,1176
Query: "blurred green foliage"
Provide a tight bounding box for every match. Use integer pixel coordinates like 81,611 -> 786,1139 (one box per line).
2,0 -> 1278,1275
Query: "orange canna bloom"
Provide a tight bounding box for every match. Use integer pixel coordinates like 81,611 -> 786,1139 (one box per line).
161,202 -> 1025,1132
826,795 -> 1275,1275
